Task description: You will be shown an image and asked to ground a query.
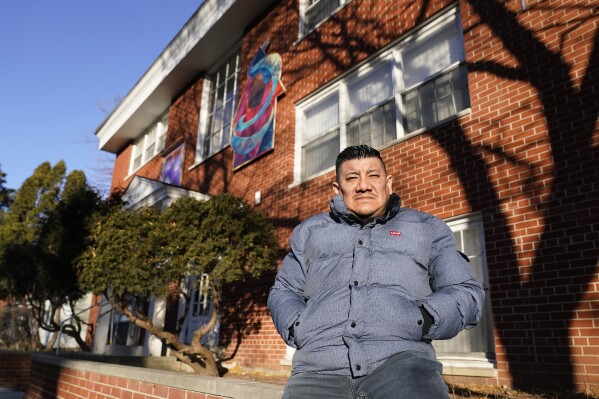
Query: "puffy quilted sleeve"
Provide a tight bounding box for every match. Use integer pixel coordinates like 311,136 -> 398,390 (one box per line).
267,223 -> 309,348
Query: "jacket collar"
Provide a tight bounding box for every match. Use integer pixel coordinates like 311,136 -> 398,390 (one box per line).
329,193 -> 401,226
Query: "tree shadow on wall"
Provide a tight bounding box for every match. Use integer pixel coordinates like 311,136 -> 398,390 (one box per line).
272,0 -> 431,94
270,0 -> 599,392
216,271 -> 276,368
197,150 -> 231,195
434,1 -> 599,391
24,362 -> 61,399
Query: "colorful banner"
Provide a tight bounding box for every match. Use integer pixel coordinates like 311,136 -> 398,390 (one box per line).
232,46 -> 285,170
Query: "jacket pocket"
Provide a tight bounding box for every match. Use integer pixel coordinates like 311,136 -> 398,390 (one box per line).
366,288 -> 424,342
292,304 -> 311,349
293,288 -> 348,349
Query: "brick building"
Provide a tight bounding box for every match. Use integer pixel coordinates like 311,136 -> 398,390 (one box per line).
94,0 -> 599,392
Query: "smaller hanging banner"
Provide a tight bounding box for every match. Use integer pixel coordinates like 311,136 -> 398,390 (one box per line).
161,143 -> 185,186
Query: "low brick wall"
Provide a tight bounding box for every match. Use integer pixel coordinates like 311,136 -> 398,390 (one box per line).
22,354 -> 283,399
0,351 -> 32,391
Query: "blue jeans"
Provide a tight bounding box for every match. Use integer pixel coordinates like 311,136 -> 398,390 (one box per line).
282,350 -> 449,399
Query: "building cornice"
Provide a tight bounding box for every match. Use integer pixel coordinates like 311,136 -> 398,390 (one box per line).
96,0 -> 275,154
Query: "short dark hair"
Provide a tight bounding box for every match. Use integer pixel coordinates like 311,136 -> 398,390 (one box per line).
335,145 -> 386,180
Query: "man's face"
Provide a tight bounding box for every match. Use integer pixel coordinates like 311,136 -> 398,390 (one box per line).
333,157 -> 393,222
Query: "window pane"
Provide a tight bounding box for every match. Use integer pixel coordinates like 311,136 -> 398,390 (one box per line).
435,72 -> 453,98
359,115 -> 371,146
346,101 -> 396,148
347,118 -> 360,147
145,143 -> 155,162
302,129 -> 339,178
227,56 -> 238,77
433,72 -> 455,121
157,120 -> 167,153
403,90 -> 422,132
463,227 -> 481,255
371,107 -> 384,147
304,0 -> 340,32
347,62 -> 393,118
211,130 -> 222,152
222,123 -> 231,147
202,136 -> 211,159
421,94 -> 436,128
133,155 -> 142,171
192,289 -> 200,317
146,126 -> 157,146
215,83 -> 225,110
217,63 -> 227,84
453,231 -> 462,249
382,102 -> 396,144
212,107 -> 224,134
226,75 -> 236,99
157,133 -> 166,153
402,65 -> 468,133
452,65 -> 470,112
223,98 -> 234,128
200,52 -> 240,159
132,137 -> 143,170
304,94 -> 339,140
402,18 -> 462,89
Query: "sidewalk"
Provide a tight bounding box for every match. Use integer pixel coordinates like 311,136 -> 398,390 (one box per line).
0,388 -> 24,399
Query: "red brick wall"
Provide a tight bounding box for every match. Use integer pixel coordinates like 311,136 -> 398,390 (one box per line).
25,364 -> 219,399
110,76 -> 205,194
458,0 -> 599,391
22,356 -> 280,399
0,351 -> 31,390
107,0 -> 599,392
110,143 -> 134,193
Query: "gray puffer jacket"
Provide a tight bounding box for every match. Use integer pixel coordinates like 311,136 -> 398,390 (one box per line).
268,194 -> 485,377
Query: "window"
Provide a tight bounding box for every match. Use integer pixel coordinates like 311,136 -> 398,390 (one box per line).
296,7 -> 469,181
180,274 -> 219,348
400,14 -> 469,132
196,51 -> 241,162
434,214 -> 494,364
345,62 -> 396,148
190,273 -> 212,317
302,93 -> 340,178
300,0 -> 344,35
130,113 -> 168,173
108,295 -> 144,347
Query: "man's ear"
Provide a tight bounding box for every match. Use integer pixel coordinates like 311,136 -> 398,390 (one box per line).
386,174 -> 393,195
332,181 -> 340,195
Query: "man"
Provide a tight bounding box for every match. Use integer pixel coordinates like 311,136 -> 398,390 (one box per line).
268,145 -> 485,398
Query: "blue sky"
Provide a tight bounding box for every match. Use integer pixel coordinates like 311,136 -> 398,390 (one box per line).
0,1 -> 203,194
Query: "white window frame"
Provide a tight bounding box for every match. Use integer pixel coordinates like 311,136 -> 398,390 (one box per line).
129,113 -> 168,174
436,213 -> 496,376
298,0 -> 351,38
293,6 -> 469,184
194,48 -> 241,164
